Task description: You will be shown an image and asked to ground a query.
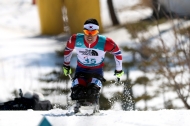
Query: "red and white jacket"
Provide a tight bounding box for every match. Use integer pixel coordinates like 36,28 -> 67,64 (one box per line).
63,33 -> 122,71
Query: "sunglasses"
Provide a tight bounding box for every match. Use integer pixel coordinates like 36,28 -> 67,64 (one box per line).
83,30 -> 99,36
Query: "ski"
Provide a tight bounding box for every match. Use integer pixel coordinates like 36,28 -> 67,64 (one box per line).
66,100 -> 104,116
65,111 -> 105,116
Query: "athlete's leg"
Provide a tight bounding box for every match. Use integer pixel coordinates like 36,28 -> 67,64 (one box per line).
71,66 -> 103,100
86,78 -> 102,100
71,78 -> 87,100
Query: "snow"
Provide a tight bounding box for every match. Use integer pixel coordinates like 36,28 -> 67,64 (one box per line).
0,109 -> 190,126
100,0 -> 152,27
0,0 -> 190,125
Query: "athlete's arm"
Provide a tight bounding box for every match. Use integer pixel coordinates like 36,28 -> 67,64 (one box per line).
104,37 -> 122,71
63,34 -> 77,66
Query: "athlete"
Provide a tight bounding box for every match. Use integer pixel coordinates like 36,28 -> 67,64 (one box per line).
63,18 -> 124,103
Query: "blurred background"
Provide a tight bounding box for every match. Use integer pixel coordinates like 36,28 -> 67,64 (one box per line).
0,0 -> 190,111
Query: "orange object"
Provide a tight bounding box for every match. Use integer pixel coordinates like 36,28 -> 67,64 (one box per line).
83,30 -> 99,36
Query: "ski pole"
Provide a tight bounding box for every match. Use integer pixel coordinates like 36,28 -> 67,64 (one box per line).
114,77 -> 120,84
117,77 -> 120,83
68,74 -> 72,81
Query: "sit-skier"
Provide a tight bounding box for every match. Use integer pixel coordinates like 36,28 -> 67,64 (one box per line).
63,18 -> 124,113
